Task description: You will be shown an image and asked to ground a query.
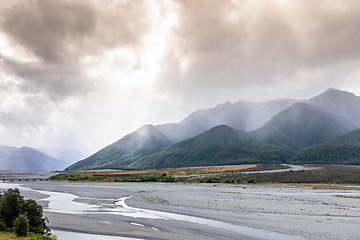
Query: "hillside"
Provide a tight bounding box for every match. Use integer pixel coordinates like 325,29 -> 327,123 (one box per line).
0,145 -> 17,157
67,124 -> 173,170
251,102 -> 349,150
309,88 -> 360,128
289,128 -> 360,165
0,147 -> 66,171
129,125 -> 296,169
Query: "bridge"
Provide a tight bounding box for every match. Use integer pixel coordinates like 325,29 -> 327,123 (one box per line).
0,178 -> 50,182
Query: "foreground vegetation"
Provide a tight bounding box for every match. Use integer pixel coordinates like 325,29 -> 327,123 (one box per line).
50,164 -> 360,184
0,188 -> 55,239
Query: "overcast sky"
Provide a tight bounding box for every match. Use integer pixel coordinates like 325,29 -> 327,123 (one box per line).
1,0 -> 360,156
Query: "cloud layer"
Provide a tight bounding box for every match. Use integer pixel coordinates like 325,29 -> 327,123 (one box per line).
1,0 -> 360,154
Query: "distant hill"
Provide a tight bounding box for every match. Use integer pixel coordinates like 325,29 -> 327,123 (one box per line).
156,99 -> 297,143
289,128 -> 360,165
251,102 -> 349,150
0,145 -> 17,157
67,124 -> 173,170
129,125 -> 296,170
0,147 -> 67,171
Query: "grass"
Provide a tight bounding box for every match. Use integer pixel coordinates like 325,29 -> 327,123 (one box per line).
80,164 -> 257,176
0,232 -> 56,240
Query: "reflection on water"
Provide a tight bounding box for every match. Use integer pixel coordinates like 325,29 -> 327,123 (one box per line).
52,230 -> 144,240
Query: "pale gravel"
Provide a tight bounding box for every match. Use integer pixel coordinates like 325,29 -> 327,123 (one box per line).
1,181 -> 360,240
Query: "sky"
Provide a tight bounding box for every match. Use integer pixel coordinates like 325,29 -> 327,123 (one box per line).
1,0 -> 360,156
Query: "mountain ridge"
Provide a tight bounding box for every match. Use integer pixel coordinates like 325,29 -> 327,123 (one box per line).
67,124 -> 173,170
129,125 -> 296,169
68,88 -> 360,170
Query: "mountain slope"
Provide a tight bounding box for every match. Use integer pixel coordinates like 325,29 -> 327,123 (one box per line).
0,145 -> 17,157
0,147 -> 66,171
67,124 -> 173,170
156,99 -> 297,143
289,128 -> 360,165
251,102 -> 349,150
130,125 -> 296,170
309,88 -> 360,128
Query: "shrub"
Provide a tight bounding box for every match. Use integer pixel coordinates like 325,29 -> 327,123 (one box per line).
0,220 -> 6,231
13,214 -> 29,236
161,175 -> 176,182
224,179 -> 235,183
247,178 -> 257,184
205,177 -> 220,183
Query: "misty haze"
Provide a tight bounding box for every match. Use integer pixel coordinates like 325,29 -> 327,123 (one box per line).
1,0 -> 360,239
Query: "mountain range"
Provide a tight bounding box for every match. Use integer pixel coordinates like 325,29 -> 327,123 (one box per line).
0,146 -> 83,171
67,88 -> 360,171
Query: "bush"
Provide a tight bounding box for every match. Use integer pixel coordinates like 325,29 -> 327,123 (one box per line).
224,179 -> 235,183
0,220 -> 6,231
161,175 -> 176,182
247,178 -> 257,184
205,177 -> 220,183
13,214 -> 29,236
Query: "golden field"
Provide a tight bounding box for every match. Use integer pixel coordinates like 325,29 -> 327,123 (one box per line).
80,164 -> 257,176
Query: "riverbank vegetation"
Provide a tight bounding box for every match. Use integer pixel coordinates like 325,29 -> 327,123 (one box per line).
0,188 -> 55,239
50,164 -> 360,184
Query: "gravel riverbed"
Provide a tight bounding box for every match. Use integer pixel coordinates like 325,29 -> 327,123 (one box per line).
0,181 -> 359,240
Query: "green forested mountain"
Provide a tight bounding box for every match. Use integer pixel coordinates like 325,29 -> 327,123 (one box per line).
251,102 -> 349,150
66,89 -> 360,170
290,128 -> 360,165
67,124 -> 173,170
129,125 -> 296,169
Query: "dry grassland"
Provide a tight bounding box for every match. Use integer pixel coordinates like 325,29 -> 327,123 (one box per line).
80,164 -> 257,176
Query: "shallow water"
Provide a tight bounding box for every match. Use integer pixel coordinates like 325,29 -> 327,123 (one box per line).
52,230 -> 145,240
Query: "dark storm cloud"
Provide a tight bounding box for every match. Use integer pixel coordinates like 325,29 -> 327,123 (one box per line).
159,0 -> 360,101
0,0 -> 151,100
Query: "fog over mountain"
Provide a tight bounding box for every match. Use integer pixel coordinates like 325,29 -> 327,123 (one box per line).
68,88 -> 360,170
0,147 -> 67,171
1,1 -> 360,156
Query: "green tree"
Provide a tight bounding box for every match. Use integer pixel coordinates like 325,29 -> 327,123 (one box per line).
23,199 -> 50,235
13,213 -> 29,236
0,188 -> 25,227
0,188 -> 51,236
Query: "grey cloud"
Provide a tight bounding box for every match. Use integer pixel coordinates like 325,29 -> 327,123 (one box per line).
159,0 -> 360,103
1,0 -> 151,64
1,0 -> 151,101
1,0 -> 97,64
